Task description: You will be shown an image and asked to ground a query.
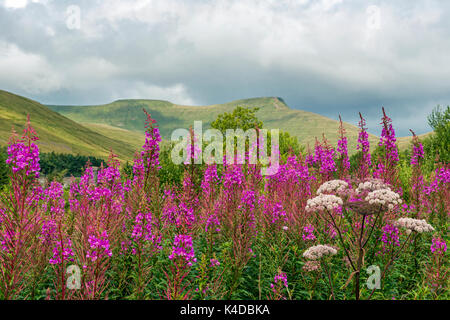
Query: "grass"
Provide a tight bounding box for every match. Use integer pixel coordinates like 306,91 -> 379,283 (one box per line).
48,97 -> 417,154
0,90 -> 141,161
80,123 -> 145,152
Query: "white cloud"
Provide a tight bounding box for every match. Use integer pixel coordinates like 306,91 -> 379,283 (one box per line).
0,0 -> 449,134
3,0 -> 28,9
2,0 -> 48,9
0,41 -> 61,94
68,57 -> 120,84
113,82 -> 196,106
321,0 -> 343,11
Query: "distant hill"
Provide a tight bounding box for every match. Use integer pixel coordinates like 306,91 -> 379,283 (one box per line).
0,90 -> 427,161
396,132 -> 433,150
0,90 -> 141,161
48,97 -> 385,154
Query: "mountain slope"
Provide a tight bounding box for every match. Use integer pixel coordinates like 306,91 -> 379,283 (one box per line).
81,122 -> 145,152
397,132 -> 433,149
0,90 -> 140,160
49,97 -> 382,154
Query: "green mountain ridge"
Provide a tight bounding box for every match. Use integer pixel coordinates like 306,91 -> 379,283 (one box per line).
48,97 -> 382,154
0,90 -> 426,161
0,90 -> 139,160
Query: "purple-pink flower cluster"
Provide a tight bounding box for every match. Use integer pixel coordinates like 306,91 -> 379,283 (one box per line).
313,144 -> 336,177
142,110 -> 162,170
270,271 -> 288,294
379,110 -> 399,166
357,115 -> 371,177
238,189 -> 257,230
86,231 -> 113,263
49,239 -> 75,265
264,201 -> 287,224
431,238 -> 447,255
337,136 -> 350,171
302,224 -> 316,241
205,206 -> 221,233
169,234 -> 197,266
6,142 -> 40,178
411,141 -> 424,167
201,164 -> 220,198
210,258 -> 220,268
223,164 -> 245,193
379,224 -> 400,255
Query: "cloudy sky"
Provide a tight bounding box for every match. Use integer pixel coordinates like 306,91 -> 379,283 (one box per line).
1,0 -> 449,136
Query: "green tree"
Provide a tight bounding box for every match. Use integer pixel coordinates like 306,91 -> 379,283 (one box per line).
158,141 -> 186,188
211,106 -> 263,133
271,130 -> 304,160
423,105 -> 449,167
211,106 -> 303,159
0,147 -> 8,188
39,152 -> 105,177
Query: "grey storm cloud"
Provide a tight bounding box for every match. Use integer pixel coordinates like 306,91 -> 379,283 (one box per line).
1,0 -> 450,136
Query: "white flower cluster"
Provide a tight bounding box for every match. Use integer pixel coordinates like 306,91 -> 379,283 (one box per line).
365,189 -> 402,210
303,245 -> 338,260
303,260 -> 321,272
317,180 -> 349,196
356,179 -> 391,194
395,218 -> 434,234
305,194 -> 343,213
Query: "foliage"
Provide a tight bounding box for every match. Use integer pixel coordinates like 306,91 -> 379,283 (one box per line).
422,105 -> 450,168
0,108 -> 448,301
40,152 -> 105,177
211,106 -> 304,159
211,106 -> 263,133
0,147 -> 8,188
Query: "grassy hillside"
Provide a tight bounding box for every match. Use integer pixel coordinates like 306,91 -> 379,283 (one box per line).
397,132 -> 433,150
49,97 -> 384,154
1,90 -> 423,161
81,123 -> 145,152
0,90 -> 141,161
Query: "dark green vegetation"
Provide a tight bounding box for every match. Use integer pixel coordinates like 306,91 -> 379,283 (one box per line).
0,147 -> 8,188
40,152 -> 105,177
423,105 -> 449,165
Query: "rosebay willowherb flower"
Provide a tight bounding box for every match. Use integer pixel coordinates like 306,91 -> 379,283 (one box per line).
395,218 -> 435,234
303,245 -> 338,260
374,108 -> 400,186
169,234 -> 197,267
302,224 -> 316,241
378,224 -> 401,255
270,271 -> 288,292
430,238 -> 447,255
411,139 -> 425,167
313,140 -> 337,180
0,108 -> 447,301
305,194 -> 343,213
355,113 -> 371,181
